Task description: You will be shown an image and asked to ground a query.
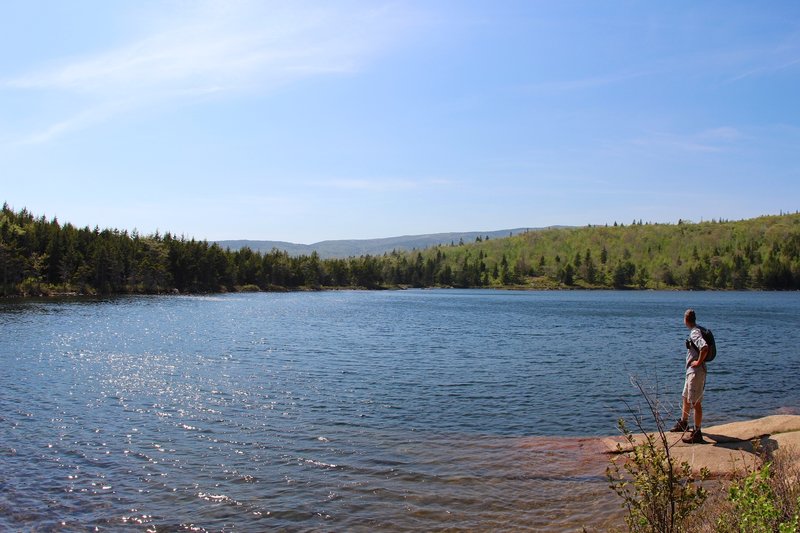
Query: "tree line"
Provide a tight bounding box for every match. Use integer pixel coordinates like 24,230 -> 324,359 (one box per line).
423,214 -> 800,290
2,203 -> 799,297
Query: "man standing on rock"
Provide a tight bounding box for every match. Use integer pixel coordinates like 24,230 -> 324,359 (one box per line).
670,309 -> 709,443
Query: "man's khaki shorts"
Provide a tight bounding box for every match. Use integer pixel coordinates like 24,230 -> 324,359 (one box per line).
682,369 -> 706,405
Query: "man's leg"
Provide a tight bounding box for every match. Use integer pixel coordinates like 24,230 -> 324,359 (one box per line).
682,371 -> 706,443
681,396 -> 691,423
670,378 -> 692,432
693,401 -> 702,429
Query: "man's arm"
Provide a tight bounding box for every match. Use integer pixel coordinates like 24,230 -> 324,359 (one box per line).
691,345 -> 709,367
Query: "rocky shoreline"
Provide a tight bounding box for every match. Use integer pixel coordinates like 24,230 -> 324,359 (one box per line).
600,414 -> 800,478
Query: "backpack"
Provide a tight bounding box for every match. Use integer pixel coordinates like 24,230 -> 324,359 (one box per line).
693,325 -> 717,362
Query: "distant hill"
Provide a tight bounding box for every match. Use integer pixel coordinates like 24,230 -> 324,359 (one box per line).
3,203 -> 799,296
215,228 -> 547,258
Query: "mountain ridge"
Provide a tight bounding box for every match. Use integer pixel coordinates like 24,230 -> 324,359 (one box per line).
215,227 -> 560,258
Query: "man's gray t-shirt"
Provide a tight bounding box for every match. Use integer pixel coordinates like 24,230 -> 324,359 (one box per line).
686,327 -> 707,374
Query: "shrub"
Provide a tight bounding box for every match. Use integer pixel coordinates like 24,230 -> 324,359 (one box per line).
235,284 -> 261,292
607,419 -> 708,532
606,378 -> 708,532
608,377 -> 800,533
716,456 -> 800,533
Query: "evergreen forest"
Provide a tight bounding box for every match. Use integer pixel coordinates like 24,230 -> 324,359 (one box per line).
2,203 -> 800,297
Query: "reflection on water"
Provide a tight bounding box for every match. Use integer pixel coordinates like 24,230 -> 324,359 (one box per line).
1,290 -> 798,530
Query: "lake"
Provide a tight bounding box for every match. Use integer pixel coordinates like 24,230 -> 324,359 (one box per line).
1,290 -> 798,531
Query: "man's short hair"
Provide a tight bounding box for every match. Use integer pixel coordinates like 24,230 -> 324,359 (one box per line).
685,309 -> 696,324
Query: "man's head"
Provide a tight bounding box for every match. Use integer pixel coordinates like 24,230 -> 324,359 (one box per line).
684,308 -> 697,328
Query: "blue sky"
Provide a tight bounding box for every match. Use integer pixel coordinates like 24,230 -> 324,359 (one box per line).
2,1 -> 799,243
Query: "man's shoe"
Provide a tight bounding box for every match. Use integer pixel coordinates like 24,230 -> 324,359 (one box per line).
669,419 -> 688,433
681,428 -> 704,444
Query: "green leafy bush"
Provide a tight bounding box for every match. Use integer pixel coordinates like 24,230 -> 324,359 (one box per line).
719,463 -> 799,533
607,419 -> 708,533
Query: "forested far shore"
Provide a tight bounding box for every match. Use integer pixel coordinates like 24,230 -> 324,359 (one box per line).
2,203 -> 800,297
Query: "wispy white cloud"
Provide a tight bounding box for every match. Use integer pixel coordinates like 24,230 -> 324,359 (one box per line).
522,69 -> 655,92
318,177 -> 456,192
718,29 -> 800,84
2,1 -> 422,145
727,56 -> 800,83
696,127 -> 744,142
630,127 -> 745,153
12,99 -> 135,146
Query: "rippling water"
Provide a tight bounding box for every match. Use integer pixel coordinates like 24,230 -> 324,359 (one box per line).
1,290 -> 798,531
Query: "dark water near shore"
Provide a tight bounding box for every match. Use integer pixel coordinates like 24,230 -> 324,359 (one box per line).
1,290 -> 799,531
